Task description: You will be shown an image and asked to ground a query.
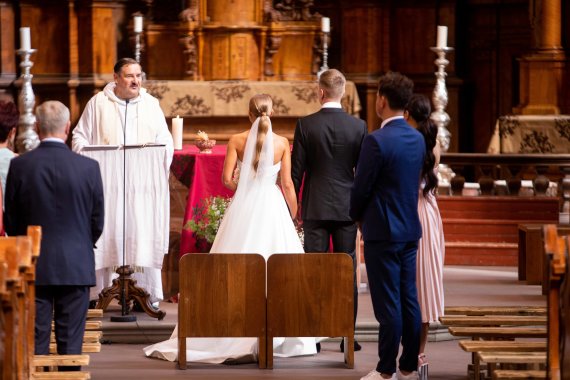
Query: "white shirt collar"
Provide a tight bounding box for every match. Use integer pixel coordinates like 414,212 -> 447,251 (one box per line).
322,101 -> 342,109
380,115 -> 404,129
42,137 -> 66,144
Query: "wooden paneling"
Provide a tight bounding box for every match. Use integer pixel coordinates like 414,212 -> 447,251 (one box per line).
0,2 -> 16,84
270,24 -> 318,81
391,5 -> 437,75
20,2 -> 69,75
339,5 -> 388,75
145,23 -> 185,80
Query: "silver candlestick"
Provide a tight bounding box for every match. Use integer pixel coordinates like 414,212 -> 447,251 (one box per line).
318,32 -> 329,76
134,31 -> 142,63
16,48 -> 39,153
429,46 -> 454,186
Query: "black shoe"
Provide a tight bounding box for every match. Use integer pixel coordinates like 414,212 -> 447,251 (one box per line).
88,300 -> 97,309
316,342 -> 321,353
340,339 -> 361,352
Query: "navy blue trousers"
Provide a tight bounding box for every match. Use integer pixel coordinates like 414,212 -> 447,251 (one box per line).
35,285 -> 90,357
364,240 -> 421,375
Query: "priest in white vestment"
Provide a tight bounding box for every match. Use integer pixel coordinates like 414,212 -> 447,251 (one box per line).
72,57 -> 174,306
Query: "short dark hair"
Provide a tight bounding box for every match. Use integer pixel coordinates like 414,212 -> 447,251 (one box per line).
113,58 -> 140,74
0,101 -> 19,143
377,71 -> 414,111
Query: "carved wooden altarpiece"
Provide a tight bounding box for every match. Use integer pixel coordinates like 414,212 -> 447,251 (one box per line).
175,0 -> 323,81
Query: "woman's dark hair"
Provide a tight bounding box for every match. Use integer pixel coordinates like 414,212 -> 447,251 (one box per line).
0,101 -> 19,143
405,94 -> 438,196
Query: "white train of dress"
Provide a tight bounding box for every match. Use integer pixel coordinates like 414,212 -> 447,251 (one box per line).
143,117 -> 316,363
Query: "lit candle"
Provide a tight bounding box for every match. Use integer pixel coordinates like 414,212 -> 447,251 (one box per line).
134,15 -> 143,33
172,115 -> 183,150
20,27 -> 31,51
321,17 -> 330,33
436,25 -> 448,48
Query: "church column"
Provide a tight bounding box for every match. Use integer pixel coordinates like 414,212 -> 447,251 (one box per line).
514,0 -> 567,115
538,0 -> 561,51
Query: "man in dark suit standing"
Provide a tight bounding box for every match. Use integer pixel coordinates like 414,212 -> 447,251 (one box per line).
4,101 -> 104,364
350,72 -> 425,380
292,68 -> 367,352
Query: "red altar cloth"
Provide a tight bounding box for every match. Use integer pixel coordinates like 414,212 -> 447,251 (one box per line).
171,144 -> 234,257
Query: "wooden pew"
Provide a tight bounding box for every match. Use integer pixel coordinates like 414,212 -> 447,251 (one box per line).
444,306 -> 547,316
440,315 -> 546,327
177,253 -> 267,369
542,225 -> 567,380
266,253 -> 354,369
478,352 -> 546,379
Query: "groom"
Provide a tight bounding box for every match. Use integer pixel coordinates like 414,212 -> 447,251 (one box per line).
291,68 -> 367,352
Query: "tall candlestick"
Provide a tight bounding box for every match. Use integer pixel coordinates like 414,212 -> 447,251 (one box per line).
134,15 -> 143,33
321,17 -> 330,33
20,27 -> 31,51
172,115 -> 183,150
436,25 -> 448,48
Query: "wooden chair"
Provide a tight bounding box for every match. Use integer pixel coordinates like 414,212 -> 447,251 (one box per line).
266,253 -> 354,369
177,253 -> 267,369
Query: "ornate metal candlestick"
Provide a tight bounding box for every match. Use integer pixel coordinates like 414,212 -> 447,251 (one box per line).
318,31 -> 329,76
16,48 -> 39,153
134,30 -> 142,63
429,46 -> 454,185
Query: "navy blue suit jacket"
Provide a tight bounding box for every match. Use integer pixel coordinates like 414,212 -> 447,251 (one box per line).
292,108 -> 367,221
4,141 -> 104,286
349,118 -> 425,242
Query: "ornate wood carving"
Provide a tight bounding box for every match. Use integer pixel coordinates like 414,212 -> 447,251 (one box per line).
180,0 -> 199,22
180,31 -> 198,80
264,33 -> 282,77
271,0 -> 319,21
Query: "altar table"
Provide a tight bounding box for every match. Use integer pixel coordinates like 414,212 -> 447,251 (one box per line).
487,115 -> 570,153
145,80 -> 361,118
171,144 -> 234,257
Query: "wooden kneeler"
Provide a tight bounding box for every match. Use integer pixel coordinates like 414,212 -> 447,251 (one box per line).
266,253 -> 355,369
177,253 -> 267,369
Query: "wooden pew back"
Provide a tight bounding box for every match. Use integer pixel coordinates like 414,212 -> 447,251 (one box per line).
177,253 -> 267,369
266,253 -> 354,369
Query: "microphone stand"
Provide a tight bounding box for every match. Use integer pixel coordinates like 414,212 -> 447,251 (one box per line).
111,99 -> 137,322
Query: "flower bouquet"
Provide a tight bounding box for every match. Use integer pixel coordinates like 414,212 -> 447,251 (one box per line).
185,196 -> 231,250
195,130 -> 216,153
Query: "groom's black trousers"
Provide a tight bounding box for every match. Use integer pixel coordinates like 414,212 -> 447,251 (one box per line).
302,220 -> 358,326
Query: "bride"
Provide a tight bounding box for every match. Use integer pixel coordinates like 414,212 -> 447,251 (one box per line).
144,94 -> 316,364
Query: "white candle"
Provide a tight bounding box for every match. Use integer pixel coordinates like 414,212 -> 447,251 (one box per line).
321,17 -> 330,33
172,115 -> 183,150
134,15 -> 143,33
436,25 -> 448,48
20,27 -> 31,51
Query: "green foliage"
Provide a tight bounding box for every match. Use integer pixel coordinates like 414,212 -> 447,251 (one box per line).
185,196 -> 231,244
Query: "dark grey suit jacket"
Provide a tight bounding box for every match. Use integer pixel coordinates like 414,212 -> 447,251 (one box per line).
292,107 -> 367,221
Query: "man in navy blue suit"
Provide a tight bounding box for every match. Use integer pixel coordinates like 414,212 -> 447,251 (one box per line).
350,72 -> 425,380
4,101 -> 104,365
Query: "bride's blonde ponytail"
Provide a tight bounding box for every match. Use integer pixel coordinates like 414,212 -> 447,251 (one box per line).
249,94 -> 273,172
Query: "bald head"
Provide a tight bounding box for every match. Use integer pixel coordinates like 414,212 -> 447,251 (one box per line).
35,101 -> 70,140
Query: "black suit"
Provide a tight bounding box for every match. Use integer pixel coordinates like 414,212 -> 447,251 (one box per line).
4,140 -> 104,356
292,106 -> 367,327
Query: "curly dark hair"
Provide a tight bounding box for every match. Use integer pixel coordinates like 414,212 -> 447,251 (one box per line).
405,94 -> 438,196
0,101 -> 19,143
377,71 -> 414,110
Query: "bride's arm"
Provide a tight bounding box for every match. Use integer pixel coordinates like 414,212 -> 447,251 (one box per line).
279,138 -> 297,218
221,136 -> 238,191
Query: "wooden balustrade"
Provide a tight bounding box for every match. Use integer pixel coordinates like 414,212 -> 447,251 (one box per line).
440,153 -> 570,196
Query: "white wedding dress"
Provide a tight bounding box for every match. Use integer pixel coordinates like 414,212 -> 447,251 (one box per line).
144,117 -> 316,364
